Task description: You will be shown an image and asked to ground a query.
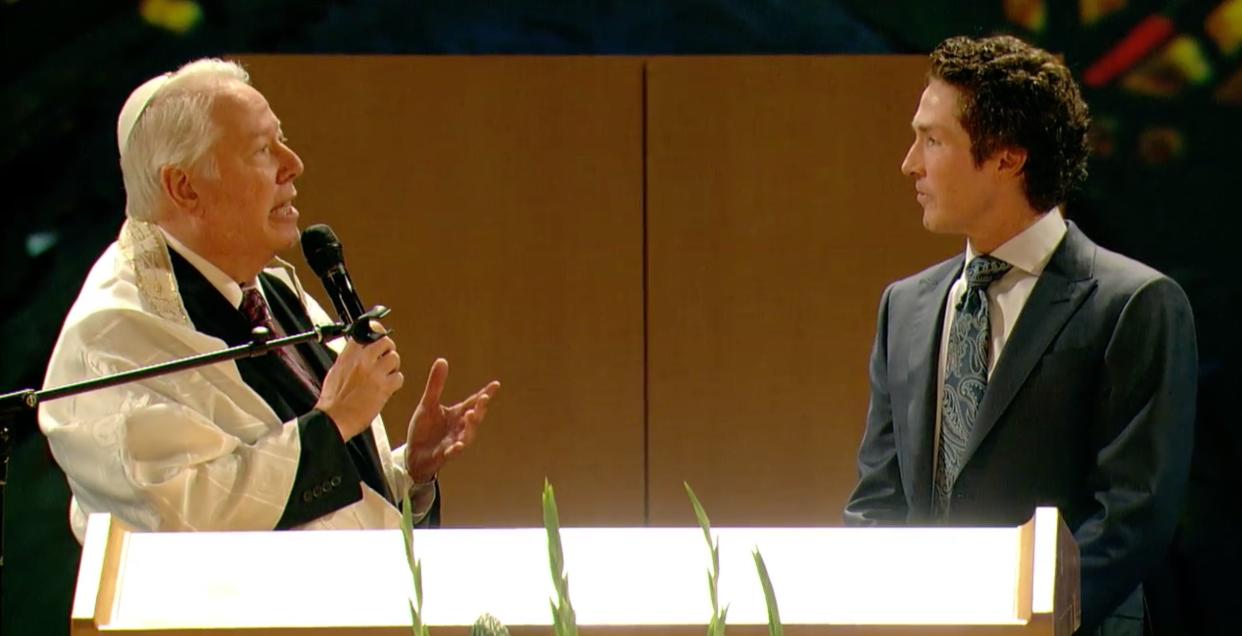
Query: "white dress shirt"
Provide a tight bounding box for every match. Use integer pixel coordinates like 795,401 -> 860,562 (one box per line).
933,209 -> 1068,472
161,228 -> 251,309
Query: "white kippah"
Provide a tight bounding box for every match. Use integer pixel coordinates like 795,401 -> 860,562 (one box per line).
116,72 -> 171,160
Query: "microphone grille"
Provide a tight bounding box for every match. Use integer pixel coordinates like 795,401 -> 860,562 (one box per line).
301,224 -> 344,277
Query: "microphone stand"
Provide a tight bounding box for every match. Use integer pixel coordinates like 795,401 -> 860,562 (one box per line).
0,324 -> 343,420
0,305 -> 389,578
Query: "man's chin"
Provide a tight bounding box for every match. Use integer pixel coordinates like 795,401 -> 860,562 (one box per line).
279,234 -> 301,253
921,209 -> 957,235
268,226 -> 302,254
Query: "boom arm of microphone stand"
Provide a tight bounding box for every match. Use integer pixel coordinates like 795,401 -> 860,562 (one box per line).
0,320 -> 353,455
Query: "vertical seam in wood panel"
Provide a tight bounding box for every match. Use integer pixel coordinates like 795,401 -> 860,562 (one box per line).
641,58 -> 651,527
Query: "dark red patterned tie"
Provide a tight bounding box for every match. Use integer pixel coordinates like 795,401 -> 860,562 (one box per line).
239,285 -> 322,397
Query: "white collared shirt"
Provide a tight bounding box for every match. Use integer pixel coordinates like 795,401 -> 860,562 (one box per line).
933,209 -> 1068,472
159,227 -> 258,309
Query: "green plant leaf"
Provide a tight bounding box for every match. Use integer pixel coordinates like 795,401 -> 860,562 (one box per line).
543,479 -> 578,636
753,548 -> 783,636
400,489 -> 428,636
684,482 -> 714,547
543,480 -> 564,588
413,561 -> 423,609
686,482 -> 726,636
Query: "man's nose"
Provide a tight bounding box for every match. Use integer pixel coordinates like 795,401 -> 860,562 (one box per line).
900,143 -> 921,178
278,142 -> 304,183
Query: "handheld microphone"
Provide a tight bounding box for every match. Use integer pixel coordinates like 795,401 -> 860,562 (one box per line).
301,224 -> 367,323
299,223 -> 396,504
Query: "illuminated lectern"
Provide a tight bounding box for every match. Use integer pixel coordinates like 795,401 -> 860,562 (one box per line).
71,507 -> 1077,635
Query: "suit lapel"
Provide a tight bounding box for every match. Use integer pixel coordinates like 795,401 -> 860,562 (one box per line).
259,273 -> 337,375
172,253 -> 396,504
961,224 -> 1097,465
903,257 -> 961,516
170,251 -> 315,420
261,273 -> 396,505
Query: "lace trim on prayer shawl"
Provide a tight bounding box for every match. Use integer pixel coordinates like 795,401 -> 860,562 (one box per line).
118,219 -> 313,327
119,219 -> 192,327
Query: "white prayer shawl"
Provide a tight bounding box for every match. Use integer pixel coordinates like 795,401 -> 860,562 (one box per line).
40,219 -> 411,542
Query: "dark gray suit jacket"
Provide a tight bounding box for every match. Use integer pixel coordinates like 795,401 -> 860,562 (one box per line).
844,222 -> 1196,634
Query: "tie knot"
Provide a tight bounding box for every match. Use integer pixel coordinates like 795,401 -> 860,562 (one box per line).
239,285 -> 272,328
965,255 -> 1012,289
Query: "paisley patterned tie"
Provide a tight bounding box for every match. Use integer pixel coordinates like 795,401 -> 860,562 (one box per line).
934,255 -> 1012,517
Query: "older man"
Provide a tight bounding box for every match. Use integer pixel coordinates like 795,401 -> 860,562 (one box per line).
40,58 -> 498,540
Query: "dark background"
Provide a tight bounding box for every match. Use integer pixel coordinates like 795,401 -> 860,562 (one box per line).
3,1 -> 1237,634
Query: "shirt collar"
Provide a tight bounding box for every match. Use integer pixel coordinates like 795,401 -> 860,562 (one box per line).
159,227 -> 254,310
965,208 -> 1067,277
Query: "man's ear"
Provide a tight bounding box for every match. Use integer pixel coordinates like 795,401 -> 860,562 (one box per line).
160,165 -> 200,215
995,146 -> 1028,177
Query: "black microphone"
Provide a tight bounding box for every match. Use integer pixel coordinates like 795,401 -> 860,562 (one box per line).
301,224 -> 367,323
299,224 -> 397,505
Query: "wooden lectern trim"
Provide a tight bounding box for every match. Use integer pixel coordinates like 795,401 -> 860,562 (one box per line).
70,514 -> 133,635
1014,512 -> 1036,624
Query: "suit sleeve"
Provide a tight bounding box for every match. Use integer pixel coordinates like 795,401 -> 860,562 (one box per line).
843,284 -> 909,526
295,290 -> 440,528
1076,275 -> 1196,630
274,409 -> 364,529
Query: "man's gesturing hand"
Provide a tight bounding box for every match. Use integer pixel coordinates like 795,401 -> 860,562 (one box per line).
405,358 -> 500,483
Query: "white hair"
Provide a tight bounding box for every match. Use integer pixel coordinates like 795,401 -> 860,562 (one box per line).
120,58 -> 251,222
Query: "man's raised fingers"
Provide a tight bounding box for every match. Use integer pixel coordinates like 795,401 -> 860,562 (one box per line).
419,358 -> 449,408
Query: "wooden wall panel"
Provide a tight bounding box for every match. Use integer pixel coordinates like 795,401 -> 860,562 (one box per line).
645,57 -> 960,526
238,56 -> 646,526
233,55 -> 960,530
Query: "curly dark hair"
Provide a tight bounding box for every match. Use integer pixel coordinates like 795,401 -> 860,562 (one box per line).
929,35 -> 1091,213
